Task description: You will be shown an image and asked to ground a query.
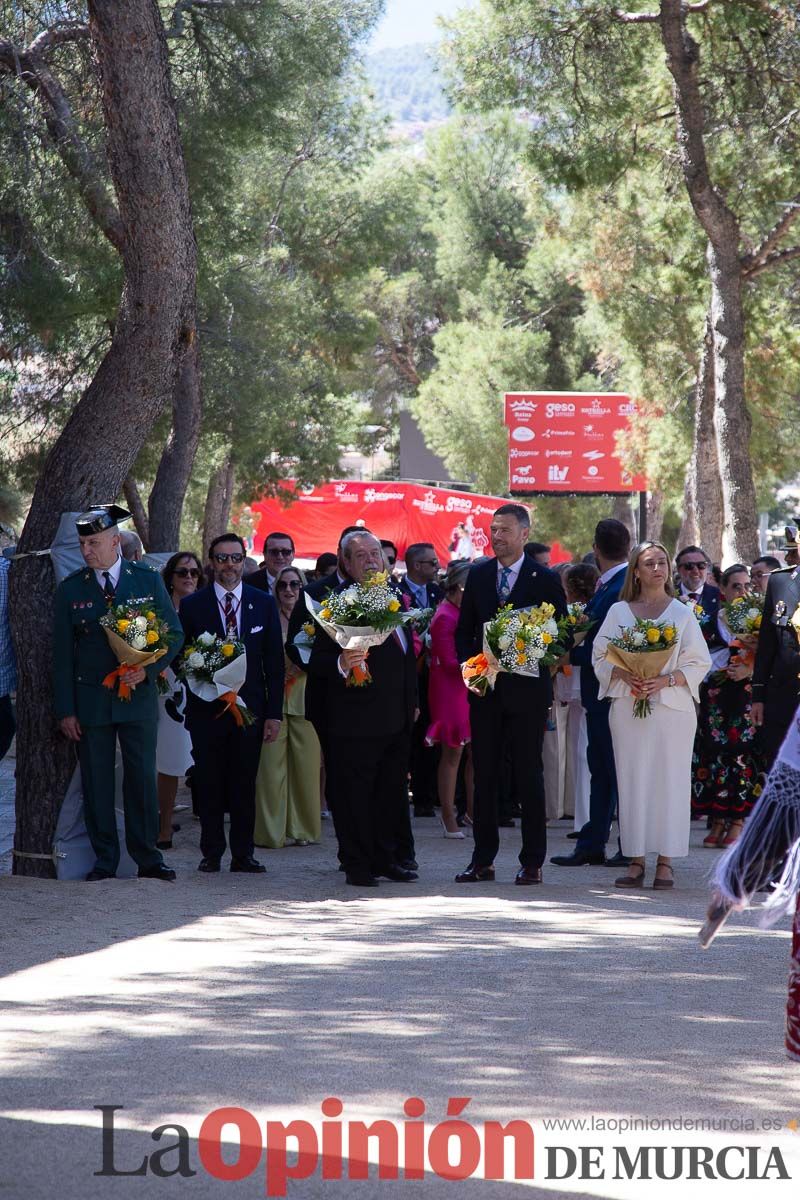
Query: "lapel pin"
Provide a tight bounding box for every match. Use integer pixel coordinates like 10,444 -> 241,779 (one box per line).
248,603 -> 253,610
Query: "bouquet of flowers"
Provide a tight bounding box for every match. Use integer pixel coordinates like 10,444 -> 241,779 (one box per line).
461,602 -> 570,695
99,599 -> 175,700
603,618 -> 678,718
180,633 -> 254,726
722,594 -> 763,648
291,620 -> 316,666
566,601 -> 595,647
308,571 -> 427,686
682,596 -> 711,627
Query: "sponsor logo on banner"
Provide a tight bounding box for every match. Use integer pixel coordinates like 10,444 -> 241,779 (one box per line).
444,495 -> 475,514
546,450 -> 572,459
540,428 -> 575,440
580,402 -> 611,417
512,471 -> 536,486
585,467 -> 600,478
583,450 -> 605,461
364,488 -> 405,504
582,425 -> 604,441
416,490 -> 442,515
545,402 -> 576,418
508,398 -> 539,422
512,427 -> 536,443
509,448 -> 540,460
548,465 -> 569,483
618,401 -> 637,416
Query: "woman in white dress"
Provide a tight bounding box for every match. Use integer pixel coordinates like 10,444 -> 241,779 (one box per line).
156,552 -> 201,849
592,541 -> 711,889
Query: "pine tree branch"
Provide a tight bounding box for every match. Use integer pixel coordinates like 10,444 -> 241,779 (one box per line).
741,193 -> 800,275
743,244 -> 800,280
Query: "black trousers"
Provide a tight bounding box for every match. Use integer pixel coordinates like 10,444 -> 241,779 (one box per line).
409,662 -> 438,811
327,728 -> 411,876
576,702 -> 618,855
189,714 -> 265,862
759,686 -> 799,770
0,694 -> 14,762
469,693 -> 547,869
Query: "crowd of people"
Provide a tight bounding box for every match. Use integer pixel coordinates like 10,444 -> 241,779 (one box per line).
1,503 -> 799,894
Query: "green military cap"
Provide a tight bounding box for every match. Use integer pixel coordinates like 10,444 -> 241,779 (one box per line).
75,504 -> 131,537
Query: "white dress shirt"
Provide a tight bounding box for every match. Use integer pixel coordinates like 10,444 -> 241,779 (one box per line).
496,553 -> 526,593
598,561 -> 628,589
214,581 -> 243,636
94,555 -> 123,592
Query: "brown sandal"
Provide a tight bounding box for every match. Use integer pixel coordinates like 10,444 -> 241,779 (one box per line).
615,863 -> 645,888
653,863 -> 674,890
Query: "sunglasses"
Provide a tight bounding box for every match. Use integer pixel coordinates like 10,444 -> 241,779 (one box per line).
266,547 -> 293,557
417,559 -> 439,567
212,552 -> 244,564
174,567 -> 201,578
277,580 -> 301,590
678,561 -> 707,570
386,556 -> 396,565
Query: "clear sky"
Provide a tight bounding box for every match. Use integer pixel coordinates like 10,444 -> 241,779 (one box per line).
367,0 -> 476,52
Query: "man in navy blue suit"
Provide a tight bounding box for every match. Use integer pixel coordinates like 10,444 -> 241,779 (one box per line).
674,545 -> 723,652
551,519 -> 631,868
454,504 -> 568,884
181,533 -> 284,874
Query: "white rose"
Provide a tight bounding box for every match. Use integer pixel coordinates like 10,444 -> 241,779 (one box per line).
747,608 -> 760,621
188,651 -> 205,668
198,631 -> 215,646
544,619 -> 558,636
498,635 -> 511,650
342,590 -> 358,605
530,646 -> 545,660
131,634 -> 147,650
132,616 -> 147,631
631,631 -> 646,646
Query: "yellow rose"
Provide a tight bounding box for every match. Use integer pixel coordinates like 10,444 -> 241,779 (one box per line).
663,626 -> 676,642
646,627 -> 661,644
220,643 -> 235,658
145,630 -> 159,645
515,637 -> 525,651
753,615 -> 762,630
388,598 -> 401,612
542,632 -> 553,645
117,619 -> 130,633
146,611 -> 155,621
516,653 -> 526,665
320,607 -> 332,620
303,622 -> 315,637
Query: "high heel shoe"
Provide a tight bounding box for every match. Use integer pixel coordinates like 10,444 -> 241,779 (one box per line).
720,820 -> 744,847
439,816 -> 465,840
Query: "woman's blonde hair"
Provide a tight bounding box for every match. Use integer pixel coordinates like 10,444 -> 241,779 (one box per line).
619,541 -> 675,602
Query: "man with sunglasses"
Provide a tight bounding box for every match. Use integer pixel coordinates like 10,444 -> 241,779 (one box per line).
247,532 -> 295,596
750,556 -> 781,597
675,545 -> 723,650
180,533 -> 284,874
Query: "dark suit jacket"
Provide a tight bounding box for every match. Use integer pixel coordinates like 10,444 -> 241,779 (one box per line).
680,582 -> 723,649
399,577 -> 443,612
179,583 -> 284,723
752,567 -> 800,703
245,568 -> 272,594
570,564 -> 627,710
455,555 -> 568,713
306,580 -> 417,739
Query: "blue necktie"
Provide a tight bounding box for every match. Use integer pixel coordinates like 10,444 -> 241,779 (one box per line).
497,566 -> 512,603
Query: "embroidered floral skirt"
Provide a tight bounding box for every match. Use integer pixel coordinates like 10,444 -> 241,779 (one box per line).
787,894 -> 800,1061
692,677 -> 762,820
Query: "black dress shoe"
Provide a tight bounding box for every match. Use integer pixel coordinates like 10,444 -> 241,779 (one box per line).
455,863 -> 495,883
156,839 -> 173,851
377,866 -> 418,882
138,863 -> 176,882
515,866 -> 543,885
604,851 -> 631,868
198,857 -> 221,872
567,830 -> 580,839
86,868 -> 115,881
398,858 -> 418,871
498,817 -> 515,828
345,873 -> 379,887
230,856 -> 266,873
172,823 -> 181,832
550,850 -> 606,866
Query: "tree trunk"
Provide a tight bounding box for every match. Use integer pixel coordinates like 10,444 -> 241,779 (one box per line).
122,475 -> 150,550
677,466 -> 697,553
9,0 -> 196,877
202,454 -> 235,559
646,489 -> 665,544
611,495 -> 636,542
147,337 -> 203,550
687,314 -> 724,563
660,0 -> 759,564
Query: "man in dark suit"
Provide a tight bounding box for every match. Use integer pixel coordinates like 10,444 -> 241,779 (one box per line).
400,542 -> 443,818
675,545 -> 723,650
551,519 -> 631,868
307,531 -> 418,887
180,532 -> 284,873
454,504 -> 568,884
751,560 -> 800,768
247,531 -> 295,595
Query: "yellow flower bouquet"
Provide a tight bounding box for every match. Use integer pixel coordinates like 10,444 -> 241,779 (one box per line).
98,599 -> 174,700
604,618 -> 678,718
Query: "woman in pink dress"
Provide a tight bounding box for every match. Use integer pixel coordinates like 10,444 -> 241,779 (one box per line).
426,560 -> 474,837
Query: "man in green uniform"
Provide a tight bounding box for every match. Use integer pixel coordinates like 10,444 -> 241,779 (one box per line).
53,505 -> 184,881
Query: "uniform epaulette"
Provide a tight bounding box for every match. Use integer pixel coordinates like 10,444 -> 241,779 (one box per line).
62,565 -> 88,582
773,565 -> 794,575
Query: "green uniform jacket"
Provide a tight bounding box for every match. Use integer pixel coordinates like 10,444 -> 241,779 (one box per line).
53,560 -> 184,726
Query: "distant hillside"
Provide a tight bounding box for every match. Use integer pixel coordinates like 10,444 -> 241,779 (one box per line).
365,43 -> 451,126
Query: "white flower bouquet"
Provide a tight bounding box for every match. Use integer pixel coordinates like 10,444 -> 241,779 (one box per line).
180,632 -> 254,726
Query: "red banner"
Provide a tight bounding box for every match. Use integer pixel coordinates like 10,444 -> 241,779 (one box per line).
247,481 -> 570,565
505,392 -> 647,494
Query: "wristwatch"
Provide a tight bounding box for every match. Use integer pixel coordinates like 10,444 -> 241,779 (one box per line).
668,673 -> 676,687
